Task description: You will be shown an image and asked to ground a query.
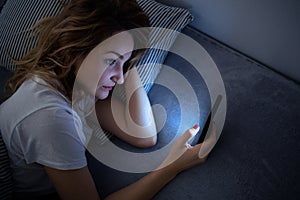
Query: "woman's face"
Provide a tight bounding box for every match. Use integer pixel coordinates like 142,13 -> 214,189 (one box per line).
76,31 -> 134,100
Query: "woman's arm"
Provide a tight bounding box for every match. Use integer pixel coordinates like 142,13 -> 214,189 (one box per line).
45,124 -> 217,200
45,162 -> 177,200
105,124 -> 215,200
94,67 -> 157,148
44,166 -> 100,200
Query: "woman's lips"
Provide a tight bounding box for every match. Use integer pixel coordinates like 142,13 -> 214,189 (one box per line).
102,86 -> 114,91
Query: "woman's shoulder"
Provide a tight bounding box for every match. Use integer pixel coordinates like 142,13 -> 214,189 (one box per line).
26,76 -> 70,104
0,77 -> 74,136
1,76 -> 70,110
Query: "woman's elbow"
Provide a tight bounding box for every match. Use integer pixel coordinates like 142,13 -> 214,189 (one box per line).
129,124 -> 157,148
134,135 -> 157,148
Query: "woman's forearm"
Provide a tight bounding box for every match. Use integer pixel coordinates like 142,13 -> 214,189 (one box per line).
94,67 -> 157,147
124,67 -> 154,126
113,67 -> 157,143
103,124 -> 210,200
105,164 -> 178,200
123,67 -> 157,138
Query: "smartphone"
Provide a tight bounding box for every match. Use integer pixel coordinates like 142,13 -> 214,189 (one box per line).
197,94 -> 222,144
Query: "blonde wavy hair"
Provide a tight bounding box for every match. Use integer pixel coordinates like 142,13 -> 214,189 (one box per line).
8,0 -> 149,100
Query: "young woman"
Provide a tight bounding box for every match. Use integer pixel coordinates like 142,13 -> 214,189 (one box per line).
0,0 -> 216,199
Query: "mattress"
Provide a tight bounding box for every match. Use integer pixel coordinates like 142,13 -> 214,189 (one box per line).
87,26 -> 300,200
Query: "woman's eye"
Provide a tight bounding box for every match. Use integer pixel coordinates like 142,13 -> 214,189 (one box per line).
105,59 -> 117,66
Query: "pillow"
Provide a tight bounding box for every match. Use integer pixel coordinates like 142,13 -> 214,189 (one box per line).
0,0 -> 193,92
135,0 -> 194,92
0,0 -> 6,12
0,0 -> 68,71
0,67 -> 13,104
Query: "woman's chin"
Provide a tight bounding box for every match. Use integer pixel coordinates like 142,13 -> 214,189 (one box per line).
95,91 -> 109,100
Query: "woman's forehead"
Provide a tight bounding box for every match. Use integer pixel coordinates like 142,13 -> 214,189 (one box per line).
96,31 -> 134,56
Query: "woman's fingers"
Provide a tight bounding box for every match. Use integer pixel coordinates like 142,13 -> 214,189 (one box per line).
158,125 -> 200,169
159,122 -> 217,172
176,125 -> 200,146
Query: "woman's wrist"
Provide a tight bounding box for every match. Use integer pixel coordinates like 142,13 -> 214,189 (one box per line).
157,158 -> 184,179
152,164 -> 178,184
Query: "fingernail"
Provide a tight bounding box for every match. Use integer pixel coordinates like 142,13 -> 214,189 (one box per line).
193,124 -> 199,129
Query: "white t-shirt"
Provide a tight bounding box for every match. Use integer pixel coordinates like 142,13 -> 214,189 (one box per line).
0,77 -> 87,194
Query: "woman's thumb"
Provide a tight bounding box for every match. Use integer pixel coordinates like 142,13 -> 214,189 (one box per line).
159,125 -> 200,169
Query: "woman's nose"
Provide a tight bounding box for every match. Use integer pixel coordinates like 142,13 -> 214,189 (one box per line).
111,65 -> 124,84
116,73 -> 124,84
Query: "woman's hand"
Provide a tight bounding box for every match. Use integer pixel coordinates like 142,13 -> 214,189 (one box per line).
159,122 -> 217,174
103,123 -> 218,200
45,123 -> 218,200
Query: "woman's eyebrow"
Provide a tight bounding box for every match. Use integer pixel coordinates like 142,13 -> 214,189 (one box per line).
105,51 -> 124,59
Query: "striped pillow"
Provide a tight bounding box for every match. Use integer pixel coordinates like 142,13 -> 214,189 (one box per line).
0,0 -> 6,12
0,0 -> 193,92
0,0 -> 68,71
136,0 -> 194,92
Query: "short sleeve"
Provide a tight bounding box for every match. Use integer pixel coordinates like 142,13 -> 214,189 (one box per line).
12,107 -> 87,170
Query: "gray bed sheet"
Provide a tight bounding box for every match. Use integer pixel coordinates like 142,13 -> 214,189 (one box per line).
87,26 -> 300,200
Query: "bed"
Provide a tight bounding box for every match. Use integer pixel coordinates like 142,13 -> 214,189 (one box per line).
1,0 -> 300,199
